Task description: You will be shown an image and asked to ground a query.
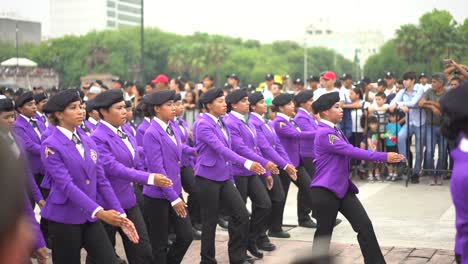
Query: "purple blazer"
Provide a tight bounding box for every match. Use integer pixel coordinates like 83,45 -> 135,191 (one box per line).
249,114 -> 291,169
84,120 -> 98,132
13,116 -> 44,175
224,113 -> 269,177
194,114 -> 247,181
450,138 -> 468,261
143,120 -> 194,203
273,114 -> 316,168
91,123 -> 150,209
136,118 -> 151,147
34,112 -> 48,132
40,128 -> 123,224
41,125 -> 55,141
171,117 -> 195,167
294,109 -> 318,158
312,122 -> 387,198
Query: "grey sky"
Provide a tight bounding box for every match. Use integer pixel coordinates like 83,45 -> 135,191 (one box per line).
1,0 -> 467,42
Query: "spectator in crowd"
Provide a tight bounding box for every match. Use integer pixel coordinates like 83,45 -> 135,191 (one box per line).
293,78 -> 305,94
366,116 -> 381,182
226,74 -> 241,90
112,79 -> 124,90
384,71 -> 397,95
271,82 -> 283,98
346,88 -> 369,148
368,92 -> 389,136
124,81 -> 135,101
306,75 -> 319,91
339,73 -> 353,103
132,84 -> 145,108
313,71 -> 345,106
389,71 -> 426,183
87,86 -> 102,101
145,82 -> 156,94
418,73 -> 447,185
151,74 -> 169,91
183,90 -> 197,128
419,73 -> 431,92
450,76 -> 461,90
381,111 -> 401,181
443,59 -> 468,81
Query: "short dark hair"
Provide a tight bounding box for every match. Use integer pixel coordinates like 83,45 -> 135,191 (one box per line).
368,115 -> 378,124
402,72 -> 417,81
375,92 -> 386,99
352,87 -> 363,99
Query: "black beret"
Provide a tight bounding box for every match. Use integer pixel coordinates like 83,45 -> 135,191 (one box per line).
312,92 -> 340,114
225,89 -> 248,105
294,90 -> 314,104
124,100 -> 132,108
248,92 -> 264,106
272,93 -> 293,107
15,91 -> 34,108
33,93 -> 48,104
85,100 -> 96,113
265,73 -> 274,81
199,88 -> 224,107
440,81 -> 468,122
94,89 -> 124,109
0,98 -> 15,112
43,89 -> 81,114
144,90 -> 175,106
173,93 -> 182,103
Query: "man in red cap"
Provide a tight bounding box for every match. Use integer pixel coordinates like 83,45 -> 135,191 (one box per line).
151,74 -> 169,91
313,71 -> 345,107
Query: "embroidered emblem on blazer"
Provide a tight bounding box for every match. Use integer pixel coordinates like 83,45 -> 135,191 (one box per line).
45,146 -> 55,158
90,149 -> 98,163
328,134 -> 340,145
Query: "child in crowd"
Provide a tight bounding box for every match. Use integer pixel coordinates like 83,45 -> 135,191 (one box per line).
381,111 -> 401,181
366,116 -> 381,181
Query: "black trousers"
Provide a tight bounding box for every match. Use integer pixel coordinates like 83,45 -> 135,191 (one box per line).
258,172 -> 285,243
298,158 -> 315,222
196,176 -> 250,264
234,175 -> 272,243
181,166 -> 201,225
144,196 -> 193,264
310,188 -> 385,264
134,183 -> 145,214
103,205 -> 152,264
271,166 -> 313,231
48,220 -> 119,264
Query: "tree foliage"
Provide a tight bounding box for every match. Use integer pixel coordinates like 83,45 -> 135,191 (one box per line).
364,9 -> 468,80
0,27 -> 354,88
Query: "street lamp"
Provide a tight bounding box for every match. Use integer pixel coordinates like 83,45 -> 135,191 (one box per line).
304,25 -> 314,81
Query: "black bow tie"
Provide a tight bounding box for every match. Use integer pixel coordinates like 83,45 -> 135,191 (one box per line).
117,129 -> 128,139
30,119 -> 38,128
177,118 -> 183,126
166,126 -> 174,136
72,134 -> 82,145
41,115 -> 47,123
289,118 -> 299,128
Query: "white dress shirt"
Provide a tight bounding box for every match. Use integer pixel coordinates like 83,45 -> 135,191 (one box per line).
100,120 -> 135,159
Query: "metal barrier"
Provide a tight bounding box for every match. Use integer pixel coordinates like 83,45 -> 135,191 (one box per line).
341,104 -> 452,186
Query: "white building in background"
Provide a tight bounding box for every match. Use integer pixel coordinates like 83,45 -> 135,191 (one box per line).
304,18 -> 385,69
49,0 -> 141,39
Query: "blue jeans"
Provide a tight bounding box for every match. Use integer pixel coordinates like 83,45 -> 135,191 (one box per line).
425,125 -> 447,176
398,124 -> 425,175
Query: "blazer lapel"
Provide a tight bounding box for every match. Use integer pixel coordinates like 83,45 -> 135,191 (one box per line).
154,121 -> 179,157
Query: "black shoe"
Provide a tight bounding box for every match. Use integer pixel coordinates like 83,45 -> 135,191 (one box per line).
257,241 -> 276,251
411,174 -> 420,184
244,255 -> 257,263
192,228 -> 202,240
217,217 -> 229,229
193,223 -> 203,231
247,243 -> 263,259
334,218 -> 342,227
268,230 -> 290,238
299,218 -> 317,228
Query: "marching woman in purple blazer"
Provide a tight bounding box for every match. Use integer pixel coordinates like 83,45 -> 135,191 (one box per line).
136,100 -> 152,148
270,93 -> 318,236
440,82 -> 468,264
247,92 -> 298,248
224,89 -> 278,259
91,90 -> 173,263
142,90 -> 196,264
33,92 -> 49,131
310,92 -> 403,264
40,90 -> 139,264
194,88 -> 266,264
172,93 -> 202,239
84,99 -> 100,132
293,90 -> 320,229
